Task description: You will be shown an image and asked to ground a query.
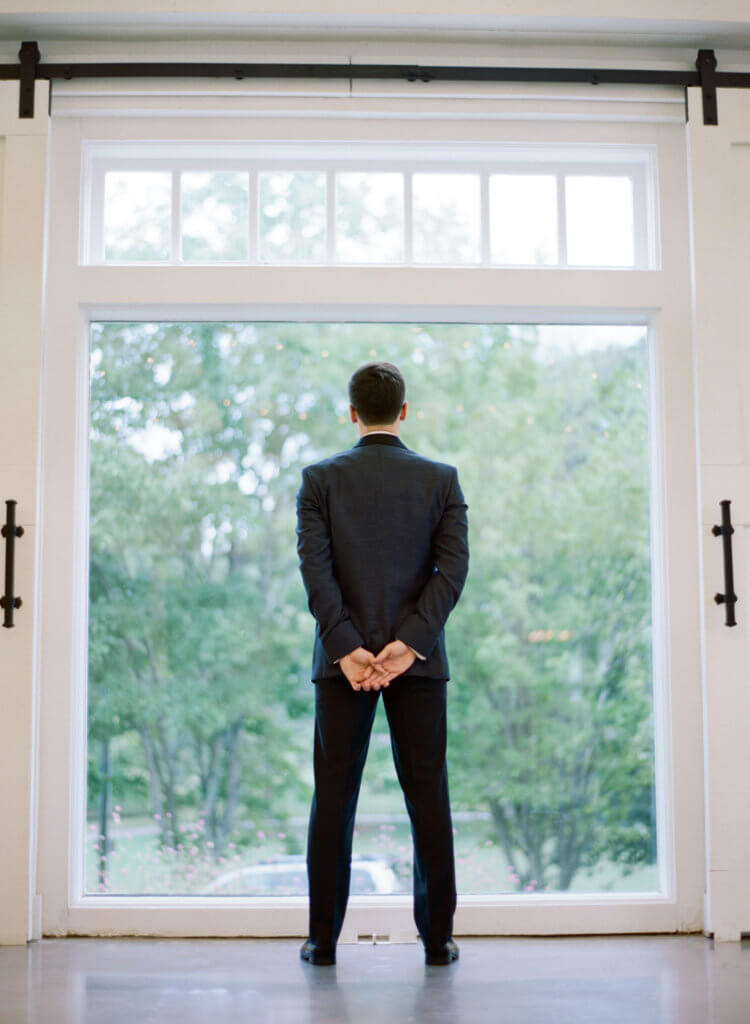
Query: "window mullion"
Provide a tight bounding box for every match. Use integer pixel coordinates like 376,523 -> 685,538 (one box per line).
327,169 -> 336,264
556,173 -> 567,268
171,169 -> 180,265
249,168 -> 257,265
404,171 -> 413,265
480,170 -> 490,266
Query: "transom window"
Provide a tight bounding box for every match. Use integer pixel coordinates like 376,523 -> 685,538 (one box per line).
82,141 -> 657,269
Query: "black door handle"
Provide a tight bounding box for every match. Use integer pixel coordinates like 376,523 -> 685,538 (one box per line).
712,498 -> 738,627
1,499 -> 24,628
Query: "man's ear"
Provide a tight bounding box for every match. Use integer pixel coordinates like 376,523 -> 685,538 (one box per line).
400,401 -> 407,420
349,404 -> 358,423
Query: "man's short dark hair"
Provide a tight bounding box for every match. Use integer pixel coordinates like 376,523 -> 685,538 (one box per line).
348,362 -> 406,426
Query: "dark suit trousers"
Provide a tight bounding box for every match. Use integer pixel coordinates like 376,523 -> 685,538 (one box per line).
306,673 -> 457,952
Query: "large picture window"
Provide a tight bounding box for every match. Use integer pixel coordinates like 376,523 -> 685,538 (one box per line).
87,319 -> 654,898
40,100 -> 698,938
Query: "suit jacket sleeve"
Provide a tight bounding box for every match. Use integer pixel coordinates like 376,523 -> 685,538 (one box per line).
334,644 -> 426,665
296,465 -> 365,663
394,465 -> 469,659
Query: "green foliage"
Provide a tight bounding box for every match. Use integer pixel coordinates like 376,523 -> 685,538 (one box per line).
87,315 -> 655,893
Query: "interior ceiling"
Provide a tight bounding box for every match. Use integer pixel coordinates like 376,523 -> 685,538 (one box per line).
0,14 -> 749,51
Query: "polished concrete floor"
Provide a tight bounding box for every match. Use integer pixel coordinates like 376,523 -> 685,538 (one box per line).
0,934 -> 748,1023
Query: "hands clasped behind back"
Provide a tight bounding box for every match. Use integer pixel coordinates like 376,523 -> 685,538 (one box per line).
338,640 -> 417,691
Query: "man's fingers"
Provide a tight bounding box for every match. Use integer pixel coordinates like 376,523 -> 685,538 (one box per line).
349,663 -> 401,691
363,652 -> 390,676
367,672 -> 390,691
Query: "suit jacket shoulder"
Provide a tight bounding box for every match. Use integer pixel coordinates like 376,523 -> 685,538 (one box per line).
304,444 -> 456,477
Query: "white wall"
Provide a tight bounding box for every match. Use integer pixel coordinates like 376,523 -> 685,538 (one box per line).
1,0 -> 750,27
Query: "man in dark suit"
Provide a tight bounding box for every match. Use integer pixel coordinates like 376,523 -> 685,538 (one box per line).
295,361 -> 469,967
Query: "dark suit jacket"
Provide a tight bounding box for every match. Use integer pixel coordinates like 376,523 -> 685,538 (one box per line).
295,431 -> 469,682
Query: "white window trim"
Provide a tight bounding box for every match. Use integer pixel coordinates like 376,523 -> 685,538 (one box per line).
37,107 -> 703,941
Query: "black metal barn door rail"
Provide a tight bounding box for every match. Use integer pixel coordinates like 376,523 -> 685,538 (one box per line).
1,499 -> 23,628
1,42 -> 748,124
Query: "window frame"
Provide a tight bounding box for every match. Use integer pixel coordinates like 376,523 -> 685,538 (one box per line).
38,107 -> 701,941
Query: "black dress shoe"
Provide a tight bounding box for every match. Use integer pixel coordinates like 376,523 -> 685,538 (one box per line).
425,938 -> 459,965
300,938 -> 336,965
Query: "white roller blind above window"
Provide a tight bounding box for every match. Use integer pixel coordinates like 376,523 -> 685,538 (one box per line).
51,73 -> 685,124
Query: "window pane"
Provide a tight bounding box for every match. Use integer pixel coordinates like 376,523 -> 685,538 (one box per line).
258,170 -> 326,263
87,321 -> 656,897
566,175 -> 635,266
180,171 -> 249,261
103,171 -> 171,262
489,174 -> 557,265
335,172 -> 404,262
412,173 -> 480,264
